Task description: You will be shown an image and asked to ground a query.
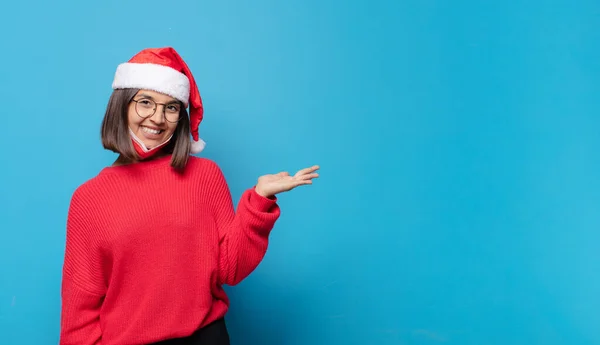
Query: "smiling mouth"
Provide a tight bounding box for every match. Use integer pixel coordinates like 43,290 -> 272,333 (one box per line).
141,126 -> 164,135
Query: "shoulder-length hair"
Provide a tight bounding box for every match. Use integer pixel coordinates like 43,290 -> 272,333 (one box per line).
100,88 -> 191,171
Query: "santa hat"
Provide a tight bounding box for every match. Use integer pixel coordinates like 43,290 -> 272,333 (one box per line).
112,47 -> 206,154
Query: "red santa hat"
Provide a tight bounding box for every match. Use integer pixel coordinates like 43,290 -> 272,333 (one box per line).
112,47 -> 206,154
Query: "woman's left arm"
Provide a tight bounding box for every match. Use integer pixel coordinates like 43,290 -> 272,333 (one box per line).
207,161 -> 319,286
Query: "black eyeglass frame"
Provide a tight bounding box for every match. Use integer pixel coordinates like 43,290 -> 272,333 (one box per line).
131,99 -> 183,123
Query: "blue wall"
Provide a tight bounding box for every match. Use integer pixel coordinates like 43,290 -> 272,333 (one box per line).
1,0 -> 599,344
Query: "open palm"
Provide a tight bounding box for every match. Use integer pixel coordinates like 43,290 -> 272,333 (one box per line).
255,165 -> 320,198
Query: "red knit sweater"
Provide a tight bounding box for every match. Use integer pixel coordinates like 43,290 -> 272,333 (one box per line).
59,155 -> 280,345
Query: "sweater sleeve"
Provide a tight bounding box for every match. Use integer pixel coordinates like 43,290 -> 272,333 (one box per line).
208,162 -> 281,286
59,188 -> 106,345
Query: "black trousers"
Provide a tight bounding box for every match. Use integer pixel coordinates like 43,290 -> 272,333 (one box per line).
150,318 -> 230,345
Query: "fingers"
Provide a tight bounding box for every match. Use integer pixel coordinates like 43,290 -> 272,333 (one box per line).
292,172 -> 318,189
295,165 -> 320,177
297,172 -> 319,180
293,179 -> 313,187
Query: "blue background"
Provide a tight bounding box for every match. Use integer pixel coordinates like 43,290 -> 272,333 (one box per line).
1,0 -> 599,344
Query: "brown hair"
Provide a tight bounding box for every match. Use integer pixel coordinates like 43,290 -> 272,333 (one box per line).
100,88 -> 191,171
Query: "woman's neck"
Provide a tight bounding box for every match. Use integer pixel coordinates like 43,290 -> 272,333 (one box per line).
112,152 -> 169,167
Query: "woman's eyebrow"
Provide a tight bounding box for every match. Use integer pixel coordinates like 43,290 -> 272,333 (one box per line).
137,93 -> 179,104
136,93 -> 154,99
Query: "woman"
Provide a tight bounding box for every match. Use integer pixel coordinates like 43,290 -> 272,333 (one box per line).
59,47 -> 319,345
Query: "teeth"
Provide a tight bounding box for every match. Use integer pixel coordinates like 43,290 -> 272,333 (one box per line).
142,126 -> 162,135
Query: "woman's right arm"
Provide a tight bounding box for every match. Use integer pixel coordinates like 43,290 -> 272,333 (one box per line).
59,188 -> 105,345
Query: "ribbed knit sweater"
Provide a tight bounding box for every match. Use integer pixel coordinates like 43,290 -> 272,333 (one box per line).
59,155 -> 280,345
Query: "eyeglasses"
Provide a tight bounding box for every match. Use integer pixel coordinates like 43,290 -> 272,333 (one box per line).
132,98 -> 182,123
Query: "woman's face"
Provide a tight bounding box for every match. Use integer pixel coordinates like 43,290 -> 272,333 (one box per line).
127,89 -> 181,149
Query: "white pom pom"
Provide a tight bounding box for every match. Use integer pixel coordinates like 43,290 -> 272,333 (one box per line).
190,138 -> 206,154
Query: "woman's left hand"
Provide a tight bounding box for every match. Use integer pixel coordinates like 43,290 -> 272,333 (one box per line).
254,165 -> 320,198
